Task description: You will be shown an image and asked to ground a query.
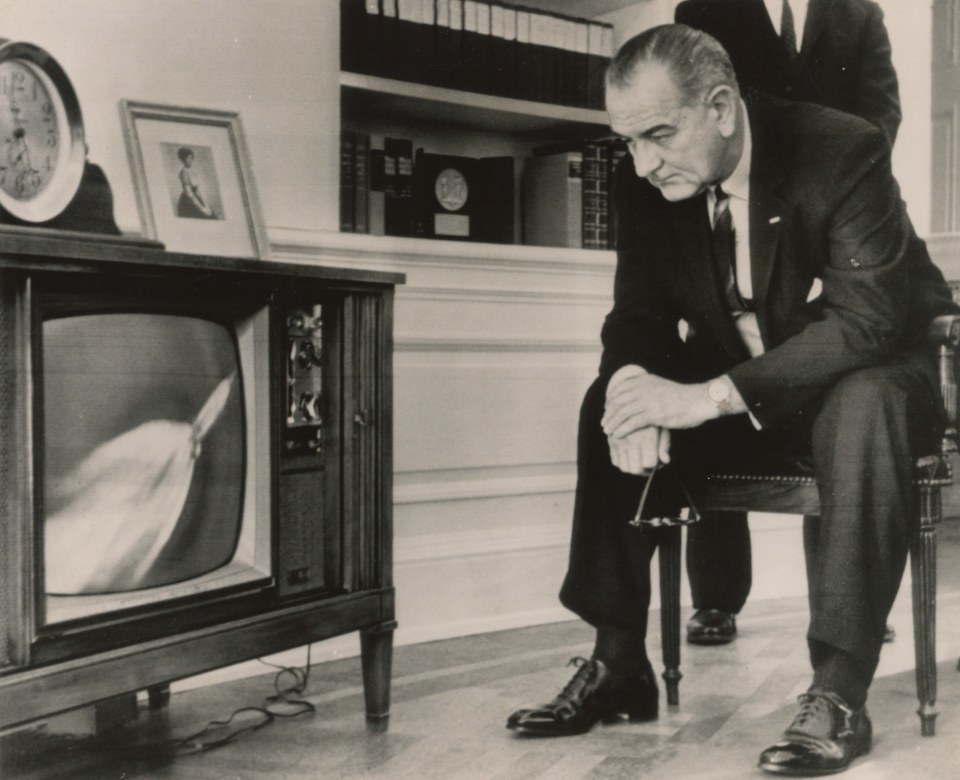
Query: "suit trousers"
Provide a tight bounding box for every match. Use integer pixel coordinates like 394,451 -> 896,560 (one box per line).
558,350 -> 941,680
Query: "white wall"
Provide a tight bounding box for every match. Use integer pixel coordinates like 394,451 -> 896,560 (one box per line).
3,0 -> 341,235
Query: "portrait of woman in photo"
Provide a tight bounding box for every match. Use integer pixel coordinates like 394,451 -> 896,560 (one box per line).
175,146 -> 219,219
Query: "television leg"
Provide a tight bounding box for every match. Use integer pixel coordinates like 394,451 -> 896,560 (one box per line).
360,621 -> 396,730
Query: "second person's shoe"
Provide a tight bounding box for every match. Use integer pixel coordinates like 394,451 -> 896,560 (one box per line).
506,656 -> 658,736
686,608 -> 737,645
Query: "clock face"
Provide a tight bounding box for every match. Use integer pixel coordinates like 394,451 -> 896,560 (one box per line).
0,60 -> 62,201
0,42 -> 85,223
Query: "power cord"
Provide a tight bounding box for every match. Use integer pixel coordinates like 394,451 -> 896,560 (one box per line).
173,645 -> 316,754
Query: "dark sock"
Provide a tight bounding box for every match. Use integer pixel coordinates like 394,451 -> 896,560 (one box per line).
812,649 -> 869,710
593,627 -> 651,681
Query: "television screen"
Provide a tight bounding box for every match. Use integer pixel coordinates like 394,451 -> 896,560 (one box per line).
42,314 -> 246,601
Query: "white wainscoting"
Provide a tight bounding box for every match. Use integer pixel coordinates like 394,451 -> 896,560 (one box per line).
178,229 -> 809,689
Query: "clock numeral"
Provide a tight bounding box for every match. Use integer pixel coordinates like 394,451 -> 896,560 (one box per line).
41,101 -> 53,116
44,155 -> 53,171
46,130 -> 58,148
14,172 -> 25,195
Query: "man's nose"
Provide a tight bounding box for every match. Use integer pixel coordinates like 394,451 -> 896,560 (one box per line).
631,140 -> 662,178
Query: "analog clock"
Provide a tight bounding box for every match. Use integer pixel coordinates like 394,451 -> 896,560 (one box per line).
0,40 -> 85,223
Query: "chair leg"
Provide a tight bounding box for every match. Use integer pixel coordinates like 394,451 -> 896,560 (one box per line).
911,486 -> 939,736
659,525 -> 683,706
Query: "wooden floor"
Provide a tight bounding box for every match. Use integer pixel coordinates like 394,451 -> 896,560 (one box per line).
5,522 -> 960,779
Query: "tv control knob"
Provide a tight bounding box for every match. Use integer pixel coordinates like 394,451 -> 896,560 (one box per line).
299,392 -> 321,422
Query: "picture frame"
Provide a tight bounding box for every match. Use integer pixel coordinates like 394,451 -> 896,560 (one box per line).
120,100 -> 269,259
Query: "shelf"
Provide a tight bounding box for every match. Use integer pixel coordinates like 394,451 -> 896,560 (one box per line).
340,72 -> 610,138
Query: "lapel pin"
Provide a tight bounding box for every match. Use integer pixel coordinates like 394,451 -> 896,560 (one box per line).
768,216 -> 781,224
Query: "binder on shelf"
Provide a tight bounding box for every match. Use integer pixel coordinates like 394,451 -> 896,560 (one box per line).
474,1 -> 493,96
522,151 -> 582,248
607,139 -> 629,249
587,22 -> 614,110
369,148 -> 387,236
340,130 -> 356,232
384,137 -> 416,237
432,0 -> 454,88
353,131 -> 371,234
527,11 -> 551,103
396,0 -> 424,84
460,0 -> 480,94
496,4 -> 518,100
573,20 -> 590,108
447,0 -> 467,91
475,155 -> 514,244
515,8 -> 532,102
341,0 -> 383,76
581,141 -> 606,250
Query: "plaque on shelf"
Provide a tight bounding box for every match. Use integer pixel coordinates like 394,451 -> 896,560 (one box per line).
414,150 -> 477,240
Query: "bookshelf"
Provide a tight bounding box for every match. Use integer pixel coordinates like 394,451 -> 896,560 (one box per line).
340,72 -> 609,137
338,2 -> 618,249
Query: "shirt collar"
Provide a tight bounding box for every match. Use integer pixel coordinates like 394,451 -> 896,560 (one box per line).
719,100 -> 751,202
762,0 -> 809,47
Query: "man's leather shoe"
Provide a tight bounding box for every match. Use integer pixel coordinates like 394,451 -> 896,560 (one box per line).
758,688 -> 872,776
506,657 -> 658,736
686,609 -> 737,645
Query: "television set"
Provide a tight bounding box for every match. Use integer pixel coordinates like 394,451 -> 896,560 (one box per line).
0,229 -> 401,729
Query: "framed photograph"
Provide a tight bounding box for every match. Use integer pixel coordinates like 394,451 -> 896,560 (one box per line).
120,100 -> 269,258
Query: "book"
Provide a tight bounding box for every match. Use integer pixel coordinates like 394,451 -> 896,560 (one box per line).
340,129 -> 356,232
384,137 -> 415,237
587,22 -> 613,110
606,138 -> 628,249
475,155 -> 514,244
341,0 -> 379,75
368,148 -> 387,235
353,131 -> 371,234
522,151 -> 582,248
581,141 -> 604,250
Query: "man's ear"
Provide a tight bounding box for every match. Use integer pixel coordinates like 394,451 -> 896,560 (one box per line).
706,84 -> 739,138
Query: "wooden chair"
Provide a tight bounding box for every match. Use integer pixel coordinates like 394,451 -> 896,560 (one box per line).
653,313 -> 960,737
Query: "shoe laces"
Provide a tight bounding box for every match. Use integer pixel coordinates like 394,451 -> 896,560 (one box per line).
792,690 -> 855,739
557,657 -> 600,701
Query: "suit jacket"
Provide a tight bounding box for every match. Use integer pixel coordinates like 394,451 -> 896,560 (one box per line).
600,94 -> 954,428
675,0 -> 901,144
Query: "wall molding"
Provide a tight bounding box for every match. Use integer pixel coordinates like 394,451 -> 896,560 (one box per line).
398,285 -> 611,307
395,522 -> 571,563
268,227 -> 616,277
394,469 -> 576,504
394,336 -> 600,353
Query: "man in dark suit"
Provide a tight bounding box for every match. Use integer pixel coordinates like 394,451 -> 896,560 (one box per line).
675,0 -> 900,143
673,0 -> 902,646
505,25 -> 953,776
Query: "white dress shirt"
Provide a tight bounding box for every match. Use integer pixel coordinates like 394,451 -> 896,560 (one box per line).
706,101 -> 764,358
762,0 -> 809,48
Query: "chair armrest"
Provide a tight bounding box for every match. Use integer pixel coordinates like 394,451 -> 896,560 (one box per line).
927,315 -> 960,453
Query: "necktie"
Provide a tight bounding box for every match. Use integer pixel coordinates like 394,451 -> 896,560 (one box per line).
712,187 -> 744,312
781,0 -> 798,59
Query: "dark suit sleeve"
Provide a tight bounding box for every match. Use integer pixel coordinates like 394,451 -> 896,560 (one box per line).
728,129 -> 916,426
598,160 -> 685,381
848,2 -> 901,145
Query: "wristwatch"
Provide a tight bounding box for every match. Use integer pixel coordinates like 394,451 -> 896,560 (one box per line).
706,378 -> 732,414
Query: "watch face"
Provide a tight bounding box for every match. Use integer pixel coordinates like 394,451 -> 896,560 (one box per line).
0,59 -> 62,201
0,42 -> 85,223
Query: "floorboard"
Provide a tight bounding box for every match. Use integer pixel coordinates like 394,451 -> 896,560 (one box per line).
4,522 -> 960,779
